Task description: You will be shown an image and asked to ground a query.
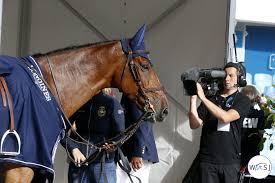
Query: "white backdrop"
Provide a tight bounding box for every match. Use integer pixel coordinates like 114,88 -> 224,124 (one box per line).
0,0 -> 235,182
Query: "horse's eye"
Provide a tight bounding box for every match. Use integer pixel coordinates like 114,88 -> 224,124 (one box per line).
139,63 -> 150,70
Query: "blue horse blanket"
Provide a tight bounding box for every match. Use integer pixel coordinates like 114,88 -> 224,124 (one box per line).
0,55 -> 66,182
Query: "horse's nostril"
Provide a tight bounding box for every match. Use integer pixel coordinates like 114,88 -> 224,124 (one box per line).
162,108 -> 168,117
156,108 -> 168,122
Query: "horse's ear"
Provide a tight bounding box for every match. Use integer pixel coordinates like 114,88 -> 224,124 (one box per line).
130,24 -> 146,48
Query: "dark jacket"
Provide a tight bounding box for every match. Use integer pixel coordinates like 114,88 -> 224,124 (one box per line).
120,95 -> 159,163
61,91 -> 125,163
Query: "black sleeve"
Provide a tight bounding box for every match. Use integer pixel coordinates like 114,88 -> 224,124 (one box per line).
60,107 -> 89,152
60,133 -> 79,153
231,94 -> 251,118
131,121 -> 152,157
197,103 -> 208,121
197,96 -> 217,121
258,109 -> 265,129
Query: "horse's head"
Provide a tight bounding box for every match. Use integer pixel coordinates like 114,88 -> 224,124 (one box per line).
118,25 -> 168,122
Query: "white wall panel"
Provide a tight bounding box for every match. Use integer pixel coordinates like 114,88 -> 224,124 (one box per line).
1,0 -> 20,55
146,0 -> 231,181
29,0 -> 102,55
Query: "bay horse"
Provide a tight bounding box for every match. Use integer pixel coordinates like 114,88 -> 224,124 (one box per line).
0,25 -> 168,183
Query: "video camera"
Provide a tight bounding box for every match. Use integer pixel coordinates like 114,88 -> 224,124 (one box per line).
181,67 -> 225,96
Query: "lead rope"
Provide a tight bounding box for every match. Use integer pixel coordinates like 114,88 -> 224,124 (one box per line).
75,111 -> 149,166
117,147 -> 141,183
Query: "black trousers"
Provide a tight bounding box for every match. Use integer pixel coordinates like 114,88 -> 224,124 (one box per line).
243,176 -> 275,183
199,162 -> 240,183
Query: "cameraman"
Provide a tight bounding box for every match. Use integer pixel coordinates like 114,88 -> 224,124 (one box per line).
188,62 -> 250,183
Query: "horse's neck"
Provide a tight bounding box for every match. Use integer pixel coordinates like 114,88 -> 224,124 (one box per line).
36,41 -> 125,117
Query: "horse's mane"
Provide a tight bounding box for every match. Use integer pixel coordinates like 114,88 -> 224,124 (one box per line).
32,40 -> 119,58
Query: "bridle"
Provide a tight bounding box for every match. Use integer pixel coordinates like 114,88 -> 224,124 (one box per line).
119,39 -> 165,114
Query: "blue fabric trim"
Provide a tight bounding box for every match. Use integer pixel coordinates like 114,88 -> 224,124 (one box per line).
27,56 -> 44,76
120,39 -> 151,61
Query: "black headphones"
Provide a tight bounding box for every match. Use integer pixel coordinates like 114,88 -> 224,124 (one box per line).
224,62 -> 247,87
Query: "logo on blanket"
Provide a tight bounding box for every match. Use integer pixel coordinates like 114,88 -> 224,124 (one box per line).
28,67 -> 51,101
97,106 -> 106,117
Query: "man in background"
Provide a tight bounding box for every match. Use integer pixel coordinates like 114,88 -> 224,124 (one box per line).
61,88 -> 125,183
240,85 -> 264,174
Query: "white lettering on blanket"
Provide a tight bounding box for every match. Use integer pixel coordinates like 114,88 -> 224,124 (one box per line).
28,67 -> 51,101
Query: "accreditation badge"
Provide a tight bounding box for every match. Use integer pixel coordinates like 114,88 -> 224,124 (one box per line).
217,120 -> 230,132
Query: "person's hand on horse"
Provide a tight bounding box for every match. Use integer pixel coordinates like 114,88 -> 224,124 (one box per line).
102,142 -> 116,153
72,148 -> 86,166
131,156 -> 143,171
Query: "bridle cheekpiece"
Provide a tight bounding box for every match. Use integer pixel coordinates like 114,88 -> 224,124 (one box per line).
120,38 -> 159,113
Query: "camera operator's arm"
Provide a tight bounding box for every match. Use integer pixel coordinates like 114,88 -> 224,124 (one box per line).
188,95 -> 203,129
196,83 -> 240,123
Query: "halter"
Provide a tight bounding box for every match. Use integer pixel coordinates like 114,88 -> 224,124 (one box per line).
120,39 -> 164,114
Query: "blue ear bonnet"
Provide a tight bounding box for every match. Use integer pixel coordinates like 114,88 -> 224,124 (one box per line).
120,25 -> 151,61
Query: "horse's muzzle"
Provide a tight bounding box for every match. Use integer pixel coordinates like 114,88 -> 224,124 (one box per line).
156,107 -> 168,122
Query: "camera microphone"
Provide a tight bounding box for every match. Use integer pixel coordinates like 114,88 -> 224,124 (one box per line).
199,69 -> 226,78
